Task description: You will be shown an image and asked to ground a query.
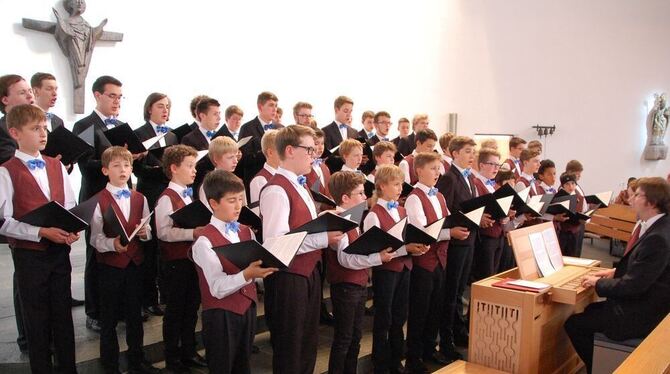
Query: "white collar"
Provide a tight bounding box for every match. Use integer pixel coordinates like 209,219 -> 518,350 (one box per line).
276,167 -> 304,188
258,116 -> 272,127
341,164 -> 359,173
94,109 -> 114,123
376,198 -> 397,212
263,163 -> 277,175
168,181 -> 188,195
106,182 -> 129,194
442,154 -> 453,164
14,149 -> 43,163
413,182 -> 435,195
521,172 -> 535,181
642,213 -> 665,232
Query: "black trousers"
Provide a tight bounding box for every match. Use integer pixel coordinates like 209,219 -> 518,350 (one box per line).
98,262 -> 145,371
440,244 -> 473,349
162,259 -> 200,362
497,238 -> 516,273
12,246 -> 76,374
202,306 -> 256,374
407,265 -> 445,364
84,228 -> 99,320
264,267 -> 321,374
472,235 -> 503,282
141,217 -> 161,307
13,272 -> 26,348
371,267 -> 410,373
576,222 -> 586,257
328,282 -> 367,374
559,230 -> 579,257
564,301 -> 612,374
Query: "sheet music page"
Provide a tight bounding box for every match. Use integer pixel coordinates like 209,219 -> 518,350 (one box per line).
496,195 -> 513,215
423,217 -> 446,239
265,231 -> 308,267
596,191 -> 613,206
508,279 -> 551,289
388,217 -> 407,240
528,231 -> 556,277
127,211 -> 154,241
141,133 -> 168,149
517,186 -> 531,202
237,136 -> 252,148
527,201 -> 544,215
465,206 -> 485,225
196,150 -> 208,162
542,227 -> 564,270
563,256 -> 597,267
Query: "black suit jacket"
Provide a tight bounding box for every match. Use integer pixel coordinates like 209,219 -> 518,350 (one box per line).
133,122 -> 178,207
322,121 -> 358,151
0,116 -> 17,164
73,112 -> 131,201
181,128 -> 209,151
49,114 -> 65,131
392,136 -> 402,148
238,117 -> 284,194
214,124 -> 236,141
436,164 -> 478,247
595,214 -> 670,340
396,133 -> 416,157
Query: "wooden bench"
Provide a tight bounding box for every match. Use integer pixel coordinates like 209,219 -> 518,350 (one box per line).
585,204 -> 636,255
614,313 -> 670,374
433,360 -> 508,373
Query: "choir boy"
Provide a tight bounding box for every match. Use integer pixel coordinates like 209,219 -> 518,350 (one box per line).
399,129 -> 438,185
503,136 -> 526,179
181,97 -> 221,151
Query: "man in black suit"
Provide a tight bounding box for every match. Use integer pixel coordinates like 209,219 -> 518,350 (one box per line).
357,110 -> 376,140
565,177 -> 670,374
361,111 -> 393,174
293,101 -> 314,127
31,72 -> 65,133
322,95 -> 359,150
396,114 -> 430,157
391,117 -> 411,149
434,136 -> 494,362
0,74 -> 35,165
72,75 -> 136,332
181,97 -> 221,151
238,91 -> 284,194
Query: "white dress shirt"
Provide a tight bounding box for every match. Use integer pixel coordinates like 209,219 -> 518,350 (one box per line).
637,213 -> 666,237
540,181 -> 557,194
260,167 -> 328,254
451,163 -> 473,192
363,198 -> 407,257
404,183 -> 451,241
198,126 -> 214,144
149,120 -> 168,147
258,116 -> 273,132
476,174 -> 496,194
441,154 -> 453,166
341,164 -> 360,173
331,206 -> 382,269
155,182 -> 195,242
191,216 -> 254,299
250,163 -> 277,210
398,151 -> 417,184
336,121 -> 348,141
90,183 -> 152,253
94,109 -> 117,129
0,150 -> 76,242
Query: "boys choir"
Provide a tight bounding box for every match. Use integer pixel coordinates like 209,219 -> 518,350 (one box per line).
0,72 -> 669,374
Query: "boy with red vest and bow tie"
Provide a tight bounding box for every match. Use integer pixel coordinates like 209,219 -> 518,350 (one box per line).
367,141 -> 397,183
249,129 -> 280,213
154,144 -> 207,372
192,170 -> 277,374
405,152 -> 470,371
399,129 -> 439,185
363,164 -> 427,374
326,171 -> 394,374
89,146 -> 158,374
306,128 -> 332,199
556,172 -> 585,257
0,104 -> 78,373
504,136 -> 527,179
259,125 -> 344,374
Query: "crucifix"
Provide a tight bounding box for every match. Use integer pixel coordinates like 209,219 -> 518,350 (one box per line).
22,0 -> 123,114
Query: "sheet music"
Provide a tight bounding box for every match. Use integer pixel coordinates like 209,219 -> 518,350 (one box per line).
423,217 -> 446,239
542,227 -> 564,270
563,256 -> 597,267
496,195 -> 513,215
388,217 -> 407,240
264,231 -> 308,267
517,186 -> 531,202
196,150 -> 208,163
141,133 -> 168,149
528,231 -> 556,277
465,206 -> 485,225
595,191 -> 613,206
127,211 -> 155,242
527,200 -> 545,215
508,279 -> 551,289
237,135 -> 252,148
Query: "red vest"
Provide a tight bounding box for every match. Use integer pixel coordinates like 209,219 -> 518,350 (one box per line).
157,188 -> 193,261
370,204 -> 412,272
262,174 -> 322,277
473,178 -> 503,238
96,189 -> 145,268
403,154 -> 418,184
441,159 -> 451,175
305,165 -> 331,197
3,156 -> 65,250
195,224 -> 257,315
326,228 -> 368,286
560,193 -> 585,233
505,158 -> 521,179
516,175 -> 538,197
254,166 -> 274,184
409,189 -> 449,271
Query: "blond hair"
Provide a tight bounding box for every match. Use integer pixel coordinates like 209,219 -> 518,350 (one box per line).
339,138 -> 363,157
375,164 -> 404,196
261,129 -> 279,156
413,152 -> 442,172
102,146 -> 132,167
208,136 -> 238,161
412,113 -> 429,129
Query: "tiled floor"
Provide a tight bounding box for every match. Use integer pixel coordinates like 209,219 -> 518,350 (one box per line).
0,236 -> 617,373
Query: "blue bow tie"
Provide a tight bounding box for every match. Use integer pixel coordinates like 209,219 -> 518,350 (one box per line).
297,175 -> 307,186
26,159 -> 46,170
114,189 -> 131,199
156,126 -> 169,134
225,221 -> 240,234
367,131 -> 375,138
263,124 -> 275,131
427,187 -> 438,197
312,158 -> 323,167
529,178 -> 536,184
182,187 -> 193,198
382,137 -> 389,142
548,187 -> 557,193
514,159 -> 520,165
386,200 -> 399,210
206,130 -> 216,138
104,118 -> 118,127
486,179 -> 496,186
461,168 -> 472,178
338,124 -> 348,129
45,112 -> 53,120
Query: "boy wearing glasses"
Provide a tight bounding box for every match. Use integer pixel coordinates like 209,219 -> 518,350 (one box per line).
399,129 -> 439,185
293,101 -> 314,127
259,125 -> 344,373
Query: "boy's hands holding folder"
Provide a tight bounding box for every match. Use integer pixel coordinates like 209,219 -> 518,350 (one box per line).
243,260 -> 278,281
113,236 -> 128,253
450,226 -> 470,240
327,231 -> 345,246
480,213 -> 495,228
193,226 -> 206,239
39,227 -> 71,244
379,248 -> 394,263
406,243 -> 429,256
135,223 -> 149,240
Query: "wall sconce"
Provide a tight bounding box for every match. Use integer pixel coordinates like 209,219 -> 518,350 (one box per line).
532,125 -> 556,137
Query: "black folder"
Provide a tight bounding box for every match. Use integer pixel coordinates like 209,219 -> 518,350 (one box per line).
288,211 -> 358,235
339,202 -> 366,225
170,200 -> 212,229
238,206 -> 262,231
401,182 -> 414,198
18,201 -> 88,233
213,240 -> 288,270
343,226 -> 405,255
460,194 -> 508,220
42,126 -> 94,165
103,123 -> 146,154
172,124 -> 193,143
148,146 -> 167,161
310,180 -> 336,207
69,195 -> 100,224
78,123 -> 95,146
442,207 -> 484,230
394,151 -> 405,164
585,191 -> 612,207
364,179 -> 376,199
103,206 -> 153,246
405,217 -> 446,245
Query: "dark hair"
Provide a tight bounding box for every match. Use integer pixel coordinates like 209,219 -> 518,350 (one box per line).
374,111 -> 391,123
6,104 -> 45,130
196,98 -> 220,117
559,172 -> 577,186
508,136 -> 527,149
30,72 -> 56,88
143,92 -> 170,121
225,105 -> 243,120
0,74 -> 25,114
415,128 -> 438,144
329,171 -> 366,205
637,177 -> 670,214
92,75 -> 122,94
190,95 -> 210,118
257,91 -> 278,106
565,159 -> 584,173
162,144 -> 197,179
520,149 -> 540,163
495,170 -> 515,185
203,170 -> 245,203
538,159 -> 556,175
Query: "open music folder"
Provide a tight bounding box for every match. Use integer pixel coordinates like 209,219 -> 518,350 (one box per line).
443,206 -> 485,230
212,231 -> 308,270
103,123 -> 147,154
169,200 -> 212,229
344,217 -> 407,255
42,126 -> 94,165
103,206 -> 154,246
405,217 -> 446,245
17,200 -> 91,233
288,211 -> 359,235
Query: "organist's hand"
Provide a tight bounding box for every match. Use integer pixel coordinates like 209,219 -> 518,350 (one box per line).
591,268 -> 615,279
581,275 -> 600,289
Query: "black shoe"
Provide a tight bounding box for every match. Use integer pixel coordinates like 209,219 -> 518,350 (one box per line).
128,360 -> 160,374
141,309 -> 150,322
164,361 -> 190,374
365,305 -> 375,316
252,345 -> 260,354
320,309 -> 335,325
453,332 -> 469,347
423,350 -> 453,365
181,353 -> 207,368
17,342 -> 28,353
71,297 -> 85,307
86,317 -> 101,332
439,343 -> 463,361
390,363 -> 406,374
144,305 -> 165,316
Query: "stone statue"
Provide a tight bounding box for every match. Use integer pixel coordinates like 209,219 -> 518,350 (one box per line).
22,0 -> 123,113
644,93 -> 669,160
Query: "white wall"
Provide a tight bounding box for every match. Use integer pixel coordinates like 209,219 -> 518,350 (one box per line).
1,0 -> 668,193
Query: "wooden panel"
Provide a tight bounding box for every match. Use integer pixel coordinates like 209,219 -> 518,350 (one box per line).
434,360 -> 508,373
614,314 -> 670,374
585,223 -> 631,241
589,215 -> 636,232
470,299 -> 522,373
592,204 -> 636,222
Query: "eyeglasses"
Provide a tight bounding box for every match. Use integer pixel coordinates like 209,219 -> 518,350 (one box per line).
348,191 -> 366,197
102,93 -> 124,102
294,145 -> 315,155
376,121 -> 392,126
482,162 -> 502,168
